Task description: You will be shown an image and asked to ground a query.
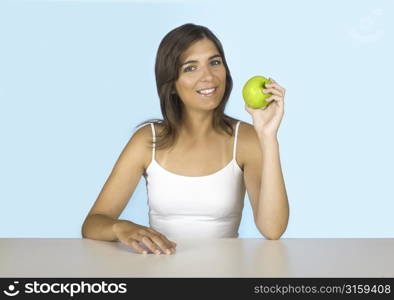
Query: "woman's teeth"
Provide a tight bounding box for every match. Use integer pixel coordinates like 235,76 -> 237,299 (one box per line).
197,87 -> 217,96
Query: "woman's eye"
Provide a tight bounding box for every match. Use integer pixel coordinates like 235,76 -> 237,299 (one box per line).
183,60 -> 221,72
211,60 -> 222,66
184,65 -> 196,72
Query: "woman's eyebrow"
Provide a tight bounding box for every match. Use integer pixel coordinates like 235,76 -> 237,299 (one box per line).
181,54 -> 221,66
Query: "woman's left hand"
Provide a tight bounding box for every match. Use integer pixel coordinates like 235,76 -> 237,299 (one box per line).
244,78 -> 286,138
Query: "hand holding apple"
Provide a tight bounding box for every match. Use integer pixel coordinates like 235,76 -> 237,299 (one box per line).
243,77 -> 286,138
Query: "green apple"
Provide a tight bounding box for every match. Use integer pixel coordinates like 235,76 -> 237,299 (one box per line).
242,75 -> 272,108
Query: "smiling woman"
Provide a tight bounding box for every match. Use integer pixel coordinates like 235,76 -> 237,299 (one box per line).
182,53 -> 222,96
175,39 -> 226,113
137,23 -> 238,150
81,23 -> 289,255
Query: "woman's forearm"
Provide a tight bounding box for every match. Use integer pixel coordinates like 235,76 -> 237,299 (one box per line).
256,136 -> 289,239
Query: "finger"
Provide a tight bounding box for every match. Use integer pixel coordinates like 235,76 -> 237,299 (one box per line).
128,238 -> 148,255
150,235 -> 174,255
158,233 -> 177,249
137,234 -> 162,255
141,231 -> 174,255
269,78 -> 277,83
263,88 -> 283,97
266,95 -> 284,105
266,79 -> 286,95
157,234 -> 177,253
266,83 -> 285,95
267,77 -> 284,89
148,228 -> 177,251
266,95 -> 280,102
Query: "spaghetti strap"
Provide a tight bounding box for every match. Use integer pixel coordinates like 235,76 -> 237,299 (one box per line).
233,121 -> 241,159
149,123 -> 156,160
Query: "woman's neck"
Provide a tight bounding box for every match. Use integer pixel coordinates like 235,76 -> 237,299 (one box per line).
179,113 -> 215,140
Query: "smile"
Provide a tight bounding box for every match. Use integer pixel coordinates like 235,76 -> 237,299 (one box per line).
196,87 -> 217,96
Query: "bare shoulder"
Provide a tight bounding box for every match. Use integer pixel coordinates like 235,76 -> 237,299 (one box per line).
238,121 -> 260,146
125,123 -> 155,171
237,121 -> 262,169
238,121 -> 258,139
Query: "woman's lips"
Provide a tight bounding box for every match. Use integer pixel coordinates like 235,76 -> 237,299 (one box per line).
196,87 -> 217,97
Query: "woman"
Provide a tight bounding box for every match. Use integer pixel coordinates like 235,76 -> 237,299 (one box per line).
81,23 -> 289,255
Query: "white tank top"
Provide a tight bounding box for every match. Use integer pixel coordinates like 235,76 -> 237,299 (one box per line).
143,121 -> 246,239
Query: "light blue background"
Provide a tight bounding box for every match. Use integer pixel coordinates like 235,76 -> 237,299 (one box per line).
0,0 -> 393,238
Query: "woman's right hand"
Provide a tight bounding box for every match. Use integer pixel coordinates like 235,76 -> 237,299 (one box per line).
112,220 -> 177,255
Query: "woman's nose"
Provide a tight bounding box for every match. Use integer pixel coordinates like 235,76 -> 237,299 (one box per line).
200,66 -> 214,81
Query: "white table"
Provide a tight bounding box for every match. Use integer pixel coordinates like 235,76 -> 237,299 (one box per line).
1,238 -> 393,277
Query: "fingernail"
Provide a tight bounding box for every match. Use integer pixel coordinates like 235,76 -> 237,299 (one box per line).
142,251 -> 147,255
165,249 -> 171,255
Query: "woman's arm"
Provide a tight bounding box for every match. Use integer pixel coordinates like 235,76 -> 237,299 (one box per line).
243,78 -> 289,239
81,125 -> 150,241
255,136 -> 289,239
241,125 -> 289,239
81,124 -> 177,255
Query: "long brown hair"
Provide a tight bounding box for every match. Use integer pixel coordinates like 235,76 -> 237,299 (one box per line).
137,23 -> 239,150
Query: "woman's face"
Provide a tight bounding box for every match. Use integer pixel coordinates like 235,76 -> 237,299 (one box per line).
175,38 -> 226,113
